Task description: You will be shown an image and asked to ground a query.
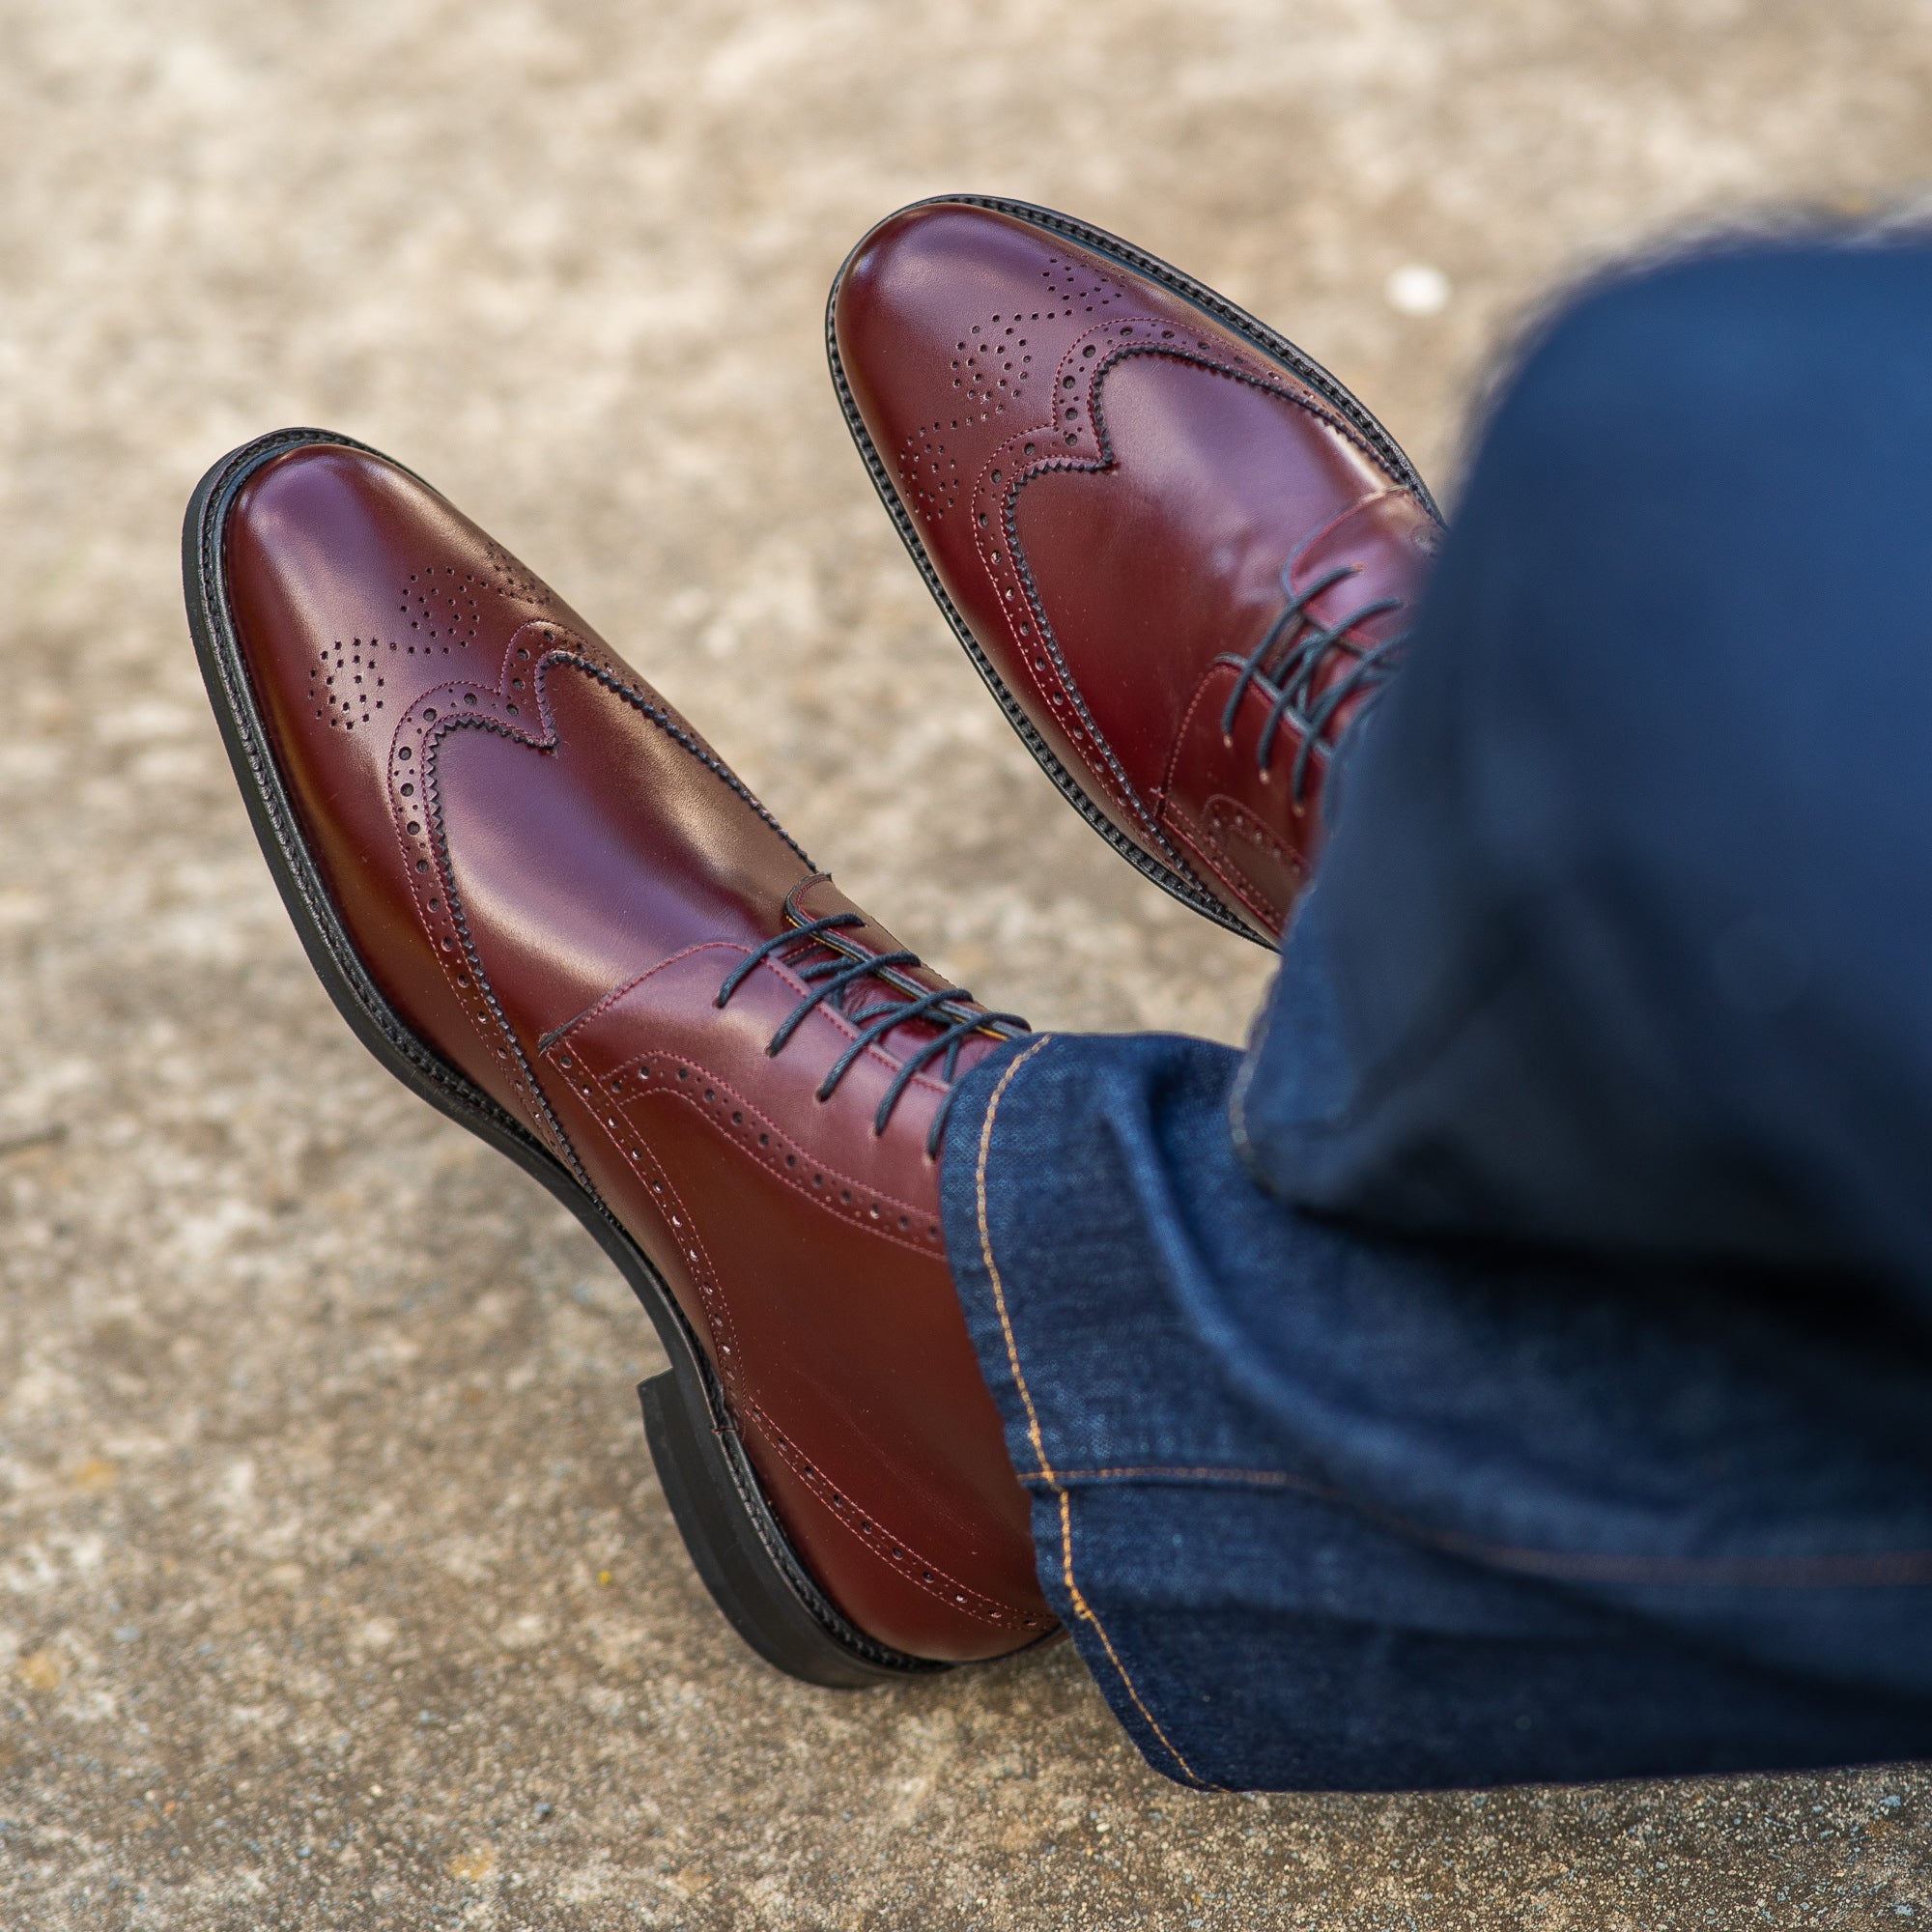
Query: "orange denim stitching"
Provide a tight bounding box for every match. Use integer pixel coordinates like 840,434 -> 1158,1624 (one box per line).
1048,1465 -> 1298,1484
974,1038 -> 1056,1481
1042,1468 -> 1932,1589
974,1036 -> 1214,1788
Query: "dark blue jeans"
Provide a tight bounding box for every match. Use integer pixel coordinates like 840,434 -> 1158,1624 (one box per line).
939,240 -> 1932,1793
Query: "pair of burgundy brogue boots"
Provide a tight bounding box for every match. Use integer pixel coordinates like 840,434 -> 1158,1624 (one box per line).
185,198 -> 1439,1684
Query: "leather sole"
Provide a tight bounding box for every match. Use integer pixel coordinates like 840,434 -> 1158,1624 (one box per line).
183,426 -> 952,1689
826,192 -> 1442,950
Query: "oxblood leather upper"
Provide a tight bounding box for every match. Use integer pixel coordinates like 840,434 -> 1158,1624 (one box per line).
835,201 -> 1439,942
223,444 -> 1053,1661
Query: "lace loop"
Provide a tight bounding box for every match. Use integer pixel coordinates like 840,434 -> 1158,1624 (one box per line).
1222,561 -> 1407,804
715,912 -> 1027,1155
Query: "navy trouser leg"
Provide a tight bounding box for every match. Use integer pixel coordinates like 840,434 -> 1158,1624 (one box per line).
941,242 -> 1932,1791
1242,240 -> 1932,1305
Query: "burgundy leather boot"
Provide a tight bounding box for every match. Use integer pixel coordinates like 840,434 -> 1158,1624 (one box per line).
831,195 -> 1442,945
185,431 -> 1057,1684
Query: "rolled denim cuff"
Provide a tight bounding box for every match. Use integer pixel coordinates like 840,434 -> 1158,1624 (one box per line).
938,1031 -> 1932,1793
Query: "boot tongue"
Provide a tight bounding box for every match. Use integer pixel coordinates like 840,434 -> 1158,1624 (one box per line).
1285,488 -> 1440,654
782,874 -> 1017,1078
786,874 -> 919,975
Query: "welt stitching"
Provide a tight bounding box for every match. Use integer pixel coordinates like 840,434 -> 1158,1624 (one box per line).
973,1038 -> 1211,1787
741,1399 -> 1040,1631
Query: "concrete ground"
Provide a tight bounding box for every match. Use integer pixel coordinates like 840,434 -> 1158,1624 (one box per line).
3,1 -> 1931,1925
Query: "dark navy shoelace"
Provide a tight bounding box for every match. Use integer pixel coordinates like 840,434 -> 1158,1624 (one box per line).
715,913 -> 1028,1156
1220,562 -> 1407,805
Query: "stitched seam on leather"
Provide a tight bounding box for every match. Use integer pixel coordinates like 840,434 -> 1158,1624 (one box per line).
970,1035 -> 1210,1784
828,282 -> 1250,939
556,655 -> 813,869
781,878 -> 1016,1074
1204,797 -> 1296,874
401,709 -> 584,1181
991,472 -> 1165,858
196,433 -> 542,1155
555,940 -> 963,1106
954,196 -> 1435,500
543,940 -> 744,1049
740,1399 -> 1040,1631
385,622 -> 815,1185
1163,800 -> 1289,934
1161,658 -> 1328,803
547,1047 -> 744,1382
969,318 -> 1370,886
967,321 -> 1189,861
605,1063 -> 945,1259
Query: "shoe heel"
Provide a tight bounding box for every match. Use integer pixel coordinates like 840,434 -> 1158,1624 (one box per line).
637,1372 -> 943,1688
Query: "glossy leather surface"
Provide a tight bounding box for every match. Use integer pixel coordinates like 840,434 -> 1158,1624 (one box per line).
222,444 -> 1054,1661
835,201 -> 1439,941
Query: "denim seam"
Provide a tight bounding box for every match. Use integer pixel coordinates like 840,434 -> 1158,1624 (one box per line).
1043,1464 -> 1932,1589
973,1037 -> 1058,1480
1047,1464 -> 1303,1483
973,1038 -> 1216,1789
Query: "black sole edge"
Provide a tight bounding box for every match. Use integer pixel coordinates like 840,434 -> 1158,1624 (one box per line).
182,426 -> 949,1689
825,192 -> 1443,952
